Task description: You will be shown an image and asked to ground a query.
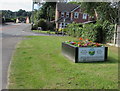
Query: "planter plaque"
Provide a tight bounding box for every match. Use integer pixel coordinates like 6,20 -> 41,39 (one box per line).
62,42 -> 108,63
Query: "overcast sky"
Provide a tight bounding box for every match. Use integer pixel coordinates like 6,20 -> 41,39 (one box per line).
0,0 -> 33,11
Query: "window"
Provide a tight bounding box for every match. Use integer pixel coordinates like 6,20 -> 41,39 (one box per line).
59,23 -> 62,28
65,23 -> 67,26
74,12 -> 79,18
61,12 -> 64,17
60,22 -> 68,28
66,12 -> 69,18
62,23 -> 64,28
83,13 -> 87,19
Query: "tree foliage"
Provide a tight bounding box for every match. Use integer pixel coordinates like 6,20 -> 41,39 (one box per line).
81,2 -> 119,24
32,2 -> 56,23
65,21 -> 114,43
2,9 -> 32,18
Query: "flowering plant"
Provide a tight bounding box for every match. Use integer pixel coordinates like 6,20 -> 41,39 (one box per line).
65,37 -> 103,47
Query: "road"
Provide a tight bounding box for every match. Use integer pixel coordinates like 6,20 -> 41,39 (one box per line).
1,23 -> 39,90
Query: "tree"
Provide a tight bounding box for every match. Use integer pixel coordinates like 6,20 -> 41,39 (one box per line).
81,2 -> 119,24
34,2 -> 56,21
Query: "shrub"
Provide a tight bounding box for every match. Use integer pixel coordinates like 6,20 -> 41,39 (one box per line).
32,24 -> 38,30
47,22 -> 55,31
66,23 -> 83,37
102,20 -> 114,43
65,21 -> 114,43
5,18 -> 14,22
37,19 -> 47,31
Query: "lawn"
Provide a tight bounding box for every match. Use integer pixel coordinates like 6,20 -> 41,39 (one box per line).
8,36 -> 118,89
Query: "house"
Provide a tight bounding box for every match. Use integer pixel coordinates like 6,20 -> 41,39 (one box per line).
55,2 -> 95,29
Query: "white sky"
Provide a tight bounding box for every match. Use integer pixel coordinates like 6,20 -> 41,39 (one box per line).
0,0 -> 33,11
0,0 -> 118,11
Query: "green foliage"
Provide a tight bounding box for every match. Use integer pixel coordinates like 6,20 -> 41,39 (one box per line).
33,2 -> 56,21
2,10 -> 32,23
65,21 -> 114,43
32,18 -> 55,31
82,23 -> 98,42
37,19 -> 47,31
5,18 -> 15,22
102,21 -> 115,43
32,24 -> 38,30
80,2 -> 119,24
47,22 -> 55,31
66,23 -> 83,37
68,1 -> 81,5
81,2 -> 99,16
31,2 -> 56,31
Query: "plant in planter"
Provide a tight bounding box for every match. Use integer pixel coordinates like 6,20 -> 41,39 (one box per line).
62,38 -> 108,63
65,37 -> 103,47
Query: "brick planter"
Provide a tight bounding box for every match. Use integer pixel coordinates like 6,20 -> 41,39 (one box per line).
62,42 -> 108,63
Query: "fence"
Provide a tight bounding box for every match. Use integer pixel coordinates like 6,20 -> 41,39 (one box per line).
115,25 -> 120,47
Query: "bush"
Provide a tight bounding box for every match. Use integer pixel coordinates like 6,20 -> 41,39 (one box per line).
102,21 -> 114,43
5,18 -> 14,22
47,22 -> 55,31
37,19 -> 47,31
66,23 -> 83,37
32,24 -> 38,30
65,21 -> 114,43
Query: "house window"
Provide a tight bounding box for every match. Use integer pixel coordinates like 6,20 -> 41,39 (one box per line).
62,23 -> 64,28
61,12 -> 64,17
60,22 -> 68,28
66,12 -> 69,18
74,12 -> 79,18
59,23 -> 62,28
83,13 -> 87,19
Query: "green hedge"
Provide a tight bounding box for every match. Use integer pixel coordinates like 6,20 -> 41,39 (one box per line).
65,21 -> 114,43
32,19 -> 55,31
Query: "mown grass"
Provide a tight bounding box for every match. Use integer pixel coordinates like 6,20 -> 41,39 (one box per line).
8,36 -> 118,89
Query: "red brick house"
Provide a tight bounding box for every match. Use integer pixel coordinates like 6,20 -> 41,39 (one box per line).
55,3 -> 95,29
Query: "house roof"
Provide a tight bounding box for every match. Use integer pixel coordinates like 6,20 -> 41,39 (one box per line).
57,3 -> 80,12
57,17 -> 73,23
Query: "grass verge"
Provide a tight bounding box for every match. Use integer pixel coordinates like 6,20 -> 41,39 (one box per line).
8,36 -> 118,89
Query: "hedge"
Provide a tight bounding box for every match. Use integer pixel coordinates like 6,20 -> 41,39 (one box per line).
64,21 -> 114,43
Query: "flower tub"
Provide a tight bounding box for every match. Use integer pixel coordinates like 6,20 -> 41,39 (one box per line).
62,38 -> 108,63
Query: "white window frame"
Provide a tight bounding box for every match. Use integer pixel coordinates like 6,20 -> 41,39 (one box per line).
61,12 -> 64,17
59,23 -> 62,28
66,12 -> 69,18
60,22 -> 68,28
83,13 -> 87,19
74,12 -> 79,19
